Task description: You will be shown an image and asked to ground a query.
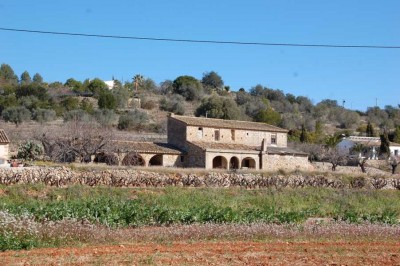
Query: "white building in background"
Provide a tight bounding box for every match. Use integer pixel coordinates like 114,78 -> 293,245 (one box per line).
337,136 -> 380,159
104,80 -> 115,90
390,142 -> 400,156
337,136 -> 400,159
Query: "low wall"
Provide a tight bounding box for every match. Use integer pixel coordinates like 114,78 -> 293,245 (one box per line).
0,167 -> 399,189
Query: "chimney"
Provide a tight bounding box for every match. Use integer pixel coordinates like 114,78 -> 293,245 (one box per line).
262,138 -> 268,152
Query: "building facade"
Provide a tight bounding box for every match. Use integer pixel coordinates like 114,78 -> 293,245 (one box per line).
0,129 -> 10,166
166,114 -> 309,171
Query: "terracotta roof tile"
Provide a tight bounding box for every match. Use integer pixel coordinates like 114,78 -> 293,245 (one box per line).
0,129 -> 10,143
109,141 -> 182,154
267,146 -> 308,156
190,141 -> 260,151
170,115 -> 288,133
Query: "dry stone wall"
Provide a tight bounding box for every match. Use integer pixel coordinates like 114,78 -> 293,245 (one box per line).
0,167 -> 399,189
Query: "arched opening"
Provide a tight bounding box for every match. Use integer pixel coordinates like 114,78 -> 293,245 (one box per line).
212,156 -> 228,169
229,157 -> 239,170
241,157 -> 256,169
149,154 -> 163,166
122,152 -> 145,166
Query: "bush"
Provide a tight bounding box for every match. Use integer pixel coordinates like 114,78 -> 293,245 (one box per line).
63,109 -> 91,122
117,109 -> 149,131
32,108 -> 56,123
17,141 -> 44,161
2,106 -> 31,125
140,98 -> 157,110
159,95 -> 185,115
94,152 -> 119,165
93,109 -> 117,127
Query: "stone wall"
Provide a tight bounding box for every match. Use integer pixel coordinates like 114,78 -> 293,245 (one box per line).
167,118 -> 187,150
186,125 -> 287,147
0,144 -> 9,160
0,166 -> 398,189
263,154 -> 312,172
185,142 -> 206,168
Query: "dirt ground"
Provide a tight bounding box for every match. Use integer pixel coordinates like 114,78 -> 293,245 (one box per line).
1,240 -> 400,266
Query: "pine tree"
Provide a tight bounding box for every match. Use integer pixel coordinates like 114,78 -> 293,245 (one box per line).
366,122 -> 375,137
380,132 -> 390,156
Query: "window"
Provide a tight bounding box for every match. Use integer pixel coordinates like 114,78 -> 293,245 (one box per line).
395,150 -> 399,156
231,129 -> 235,141
215,130 -> 220,141
197,127 -> 203,138
180,155 -> 184,163
271,134 -> 277,145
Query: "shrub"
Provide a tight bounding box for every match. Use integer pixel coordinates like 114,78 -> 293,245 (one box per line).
140,98 -> 157,110
159,95 -> 185,115
2,106 -> 31,125
63,109 -> 91,122
32,108 -> 56,123
17,141 -> 44,161
122,152 -> 145,166
93,109 -> 117,127
117,109 -> 149,131
94,152 -> 119,165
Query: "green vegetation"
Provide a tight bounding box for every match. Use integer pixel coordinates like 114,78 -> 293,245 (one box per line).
1,185 -> 399,227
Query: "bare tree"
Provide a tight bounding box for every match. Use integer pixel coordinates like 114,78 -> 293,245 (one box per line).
388,155 -> 399,175
324,147 -> 348,171
37,119 -> 113,163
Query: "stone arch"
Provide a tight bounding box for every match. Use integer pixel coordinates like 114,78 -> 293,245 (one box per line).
212,156 -> 228,169
122,152 -> 145,166
149,154 -> 163,166
241,157 -> 256,169
229,156 -> 239,170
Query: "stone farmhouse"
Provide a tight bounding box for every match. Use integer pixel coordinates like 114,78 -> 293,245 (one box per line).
0,129 -> 10,166
114,114 -> 310,171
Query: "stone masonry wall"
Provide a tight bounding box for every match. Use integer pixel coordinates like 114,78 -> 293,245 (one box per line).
186,126 -> 287,147
0,166 -> 399,189
263,154 -> 313,172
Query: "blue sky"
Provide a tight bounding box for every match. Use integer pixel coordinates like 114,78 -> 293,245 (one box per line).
0,0 -> 399,111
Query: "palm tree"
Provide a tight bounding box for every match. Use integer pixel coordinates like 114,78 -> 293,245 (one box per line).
132,74 -> 144,92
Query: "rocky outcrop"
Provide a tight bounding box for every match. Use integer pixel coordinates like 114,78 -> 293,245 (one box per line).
0,167 -> 399,189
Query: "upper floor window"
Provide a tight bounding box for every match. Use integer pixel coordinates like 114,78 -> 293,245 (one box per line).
215,130 -> 220,141
231,129 -> 235,141
197,127 -> 203,138
271,134 -> 277,145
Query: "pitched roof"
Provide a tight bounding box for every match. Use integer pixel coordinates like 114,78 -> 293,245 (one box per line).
344,136 -> 381,147
189,141 -> 307,156
109,141 -> 182,154
190,141 -> 260,152
390,142 -> 400,147
266,146 -> 308,156
170,114 -> 288,133
0,129 -> 10,144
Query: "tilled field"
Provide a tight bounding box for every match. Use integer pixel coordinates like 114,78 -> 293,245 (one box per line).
2,240 -> 400,265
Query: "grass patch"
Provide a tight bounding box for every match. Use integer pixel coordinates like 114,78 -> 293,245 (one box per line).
1,185 -> 399,227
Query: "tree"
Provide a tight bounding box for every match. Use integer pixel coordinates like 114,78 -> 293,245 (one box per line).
32,73 -> 44,84
366,122 -> 375,137
85,78 -> 108,97
93,109 -> 118,127
201,71 -> 224,89
98,91 -> 117,110
195,95 -> 242,120
300,124 -> 310,143
173,76 -> 203,101
380,132 -> 390,156
20,71 -> 32,85
65,78 -> 83,92
32,108 -> 56,123
0,64 -> 18,85
159,95 -> 186,115
38,119 -> 113,163
132,74 -> 144,92
388,155 -> 399,174
118,109 -> 149,130
2,106 -> 31,125
254,107 -> 281,126
393,126 -> 400,144
323,147 -> 348,171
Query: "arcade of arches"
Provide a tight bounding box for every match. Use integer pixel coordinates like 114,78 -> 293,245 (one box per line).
212,155 -> 256,170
